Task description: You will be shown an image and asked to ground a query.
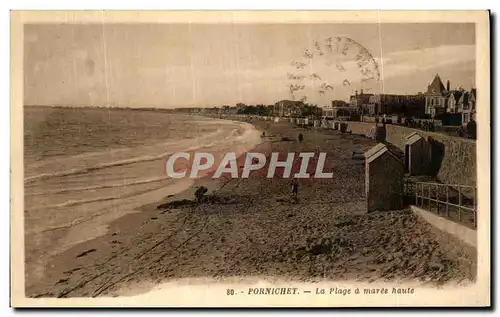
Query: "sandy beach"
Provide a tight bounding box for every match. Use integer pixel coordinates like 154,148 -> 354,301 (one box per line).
25,118 -> 477,298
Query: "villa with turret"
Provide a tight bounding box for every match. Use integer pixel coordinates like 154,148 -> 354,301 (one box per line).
424,74 -> 476,124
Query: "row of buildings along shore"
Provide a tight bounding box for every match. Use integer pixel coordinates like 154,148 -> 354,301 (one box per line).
316,74 -> 476,126
179,74 -> 476,127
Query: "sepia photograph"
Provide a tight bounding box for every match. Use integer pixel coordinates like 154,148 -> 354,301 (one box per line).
10,10 -> 490,307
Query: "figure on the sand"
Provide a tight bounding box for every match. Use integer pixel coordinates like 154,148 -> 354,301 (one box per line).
291,179 -> 299,203
194,186 -> 208,203
298,132 -> 304,143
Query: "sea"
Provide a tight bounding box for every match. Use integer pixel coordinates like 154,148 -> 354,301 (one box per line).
23,106 -> 261,249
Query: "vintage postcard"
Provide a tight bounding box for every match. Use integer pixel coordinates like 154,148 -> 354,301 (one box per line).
11,10 -> 490,307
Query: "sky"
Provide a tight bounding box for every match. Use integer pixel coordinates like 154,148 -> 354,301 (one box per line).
24,23 -> 476,108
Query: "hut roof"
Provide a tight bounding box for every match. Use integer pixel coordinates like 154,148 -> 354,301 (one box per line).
364,143 -> 402,164
406,133 -> 423,146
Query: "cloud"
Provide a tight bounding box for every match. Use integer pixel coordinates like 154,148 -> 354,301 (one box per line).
25,29 -> 475,107
380,45 -> 475,79
193,44 -> 475,105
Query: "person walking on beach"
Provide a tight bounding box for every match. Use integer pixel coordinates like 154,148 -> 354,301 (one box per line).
291,179 -> 299,203
194,186 -> 208,203
298,132 -> 303,143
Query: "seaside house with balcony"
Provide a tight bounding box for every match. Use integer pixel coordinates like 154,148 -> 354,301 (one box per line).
273,100 -> 304,117
457,88 -> 477,124
367,93 -> 425,117
425,74 -> 449,118
322,105 -> 334,118
322,100 -> 349,118
446,89 -> 464,114
349,89 -> 373,113
424,74 -> 476,125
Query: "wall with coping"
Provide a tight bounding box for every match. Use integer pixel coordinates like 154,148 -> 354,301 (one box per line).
345,122 -> 477,187
219,115 -> 476,188
410,206 -> 476,248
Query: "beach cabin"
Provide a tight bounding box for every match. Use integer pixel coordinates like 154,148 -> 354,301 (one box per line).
313,120 -> 320,128
339,122 -> 348,133
404,132 -> 428,175
333,122 -> 339,130
364,143 -> 404,213
372,125 -> 386,142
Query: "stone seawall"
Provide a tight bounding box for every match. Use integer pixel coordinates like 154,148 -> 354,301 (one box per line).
198,114 -> 476,187
346,122 -> 477,187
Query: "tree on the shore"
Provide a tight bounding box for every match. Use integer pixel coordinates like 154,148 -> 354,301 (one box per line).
300,103 -> 323,119
236,104 -> 272,116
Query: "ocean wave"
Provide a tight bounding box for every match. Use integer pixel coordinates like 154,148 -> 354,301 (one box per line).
24,119 -> 260,184
24,127 -> 224,170
24,142 -> 216,184
26,176 -> 172,196
27,181 -> 176,213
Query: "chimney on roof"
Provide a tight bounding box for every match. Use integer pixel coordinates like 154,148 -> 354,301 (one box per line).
446,80 -> 450,91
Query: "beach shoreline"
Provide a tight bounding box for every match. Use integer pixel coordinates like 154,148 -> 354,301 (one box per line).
24,114 -> 264,295
24,116 -> 477,298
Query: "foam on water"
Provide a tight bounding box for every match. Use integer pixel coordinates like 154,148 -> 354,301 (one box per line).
23,109 -> 261,242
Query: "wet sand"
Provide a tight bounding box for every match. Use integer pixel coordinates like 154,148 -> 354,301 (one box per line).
25,119 -> 477,298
